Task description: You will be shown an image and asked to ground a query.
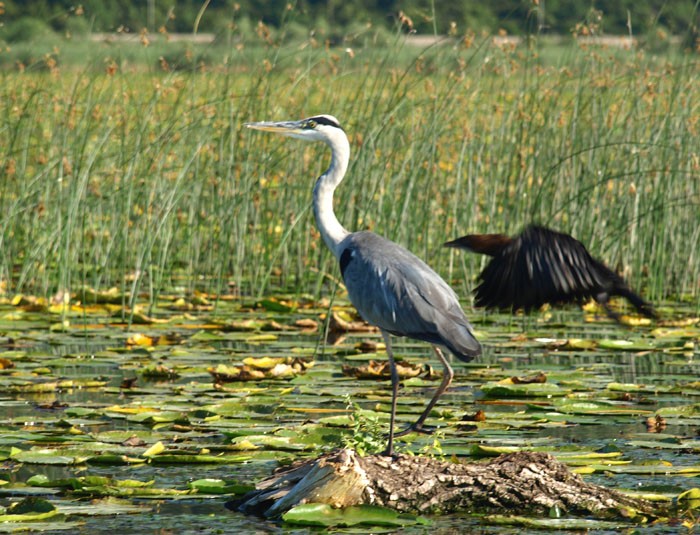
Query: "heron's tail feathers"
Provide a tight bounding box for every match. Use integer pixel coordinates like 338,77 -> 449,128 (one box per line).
440,322 -> 482,362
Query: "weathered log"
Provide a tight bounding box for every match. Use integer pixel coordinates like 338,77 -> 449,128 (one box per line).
235,449 -> 657,519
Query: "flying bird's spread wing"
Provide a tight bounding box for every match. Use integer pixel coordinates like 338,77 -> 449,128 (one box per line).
447,225 -> 656,319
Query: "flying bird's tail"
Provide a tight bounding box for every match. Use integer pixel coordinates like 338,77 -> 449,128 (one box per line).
611,285 -> 658,319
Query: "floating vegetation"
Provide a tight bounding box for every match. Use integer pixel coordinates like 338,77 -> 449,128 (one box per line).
342,359 -> 429,379
282,503 -> 431,528
209,357 -> 313,382
0,289 -> 699,531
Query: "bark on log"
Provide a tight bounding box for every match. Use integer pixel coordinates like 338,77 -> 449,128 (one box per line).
235,449 -> 657,519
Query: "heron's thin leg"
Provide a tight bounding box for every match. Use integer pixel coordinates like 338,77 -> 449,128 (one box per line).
380,329 -> 399,457
395,346 -> 454,437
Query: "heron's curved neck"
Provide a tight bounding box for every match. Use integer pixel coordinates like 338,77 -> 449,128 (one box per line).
313,133 -> 351,258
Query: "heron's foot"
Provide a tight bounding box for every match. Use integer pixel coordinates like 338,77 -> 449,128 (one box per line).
393,422 -> 436,437
379,446 -> 397,458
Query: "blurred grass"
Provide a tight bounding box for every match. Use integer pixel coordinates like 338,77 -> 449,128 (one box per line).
0,30 -> 698,310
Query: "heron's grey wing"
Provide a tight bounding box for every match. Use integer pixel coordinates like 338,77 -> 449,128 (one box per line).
339,232 -> 480,361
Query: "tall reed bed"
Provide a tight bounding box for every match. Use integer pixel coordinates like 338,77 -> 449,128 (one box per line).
0,36 -> 698,309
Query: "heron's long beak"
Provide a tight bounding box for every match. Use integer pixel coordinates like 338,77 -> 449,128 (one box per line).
244,120 -> 305,136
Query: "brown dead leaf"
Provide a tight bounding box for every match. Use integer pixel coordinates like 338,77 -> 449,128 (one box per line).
355,340 -> 382,352
294,318 -> 318,331
461,409 -> 487,422
511,372 -> 547,384
36,400 -> 68,410
120,377 -> 138,389
121,435 -> 147,447
645,415 -> 667,433
261,320 -> 285,331
328,310 -> 377,333
141,364 -> 180,379
341,359 -> 424,380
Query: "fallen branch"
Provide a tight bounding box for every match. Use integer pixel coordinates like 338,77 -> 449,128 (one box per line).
235,449 -> 658,520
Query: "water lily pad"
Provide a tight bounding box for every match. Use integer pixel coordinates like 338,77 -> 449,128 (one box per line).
282,503 -> 430,528
553,399 -> 653,415
678,488 -> 700,509
208,357 -> 312,382
11,449 -> 88,465
57,497 -> 151,516
0,497 -> 60,522
230,434 -> 308,451
187,478 -> 253,495
597,339 -> 657,351
480,381 -> 569,398
148,453 -> 251,464
484,515 -> 630,530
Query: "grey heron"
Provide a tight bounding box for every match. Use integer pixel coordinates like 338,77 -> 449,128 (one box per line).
246,115 -> 481,456
445,224 -> 657,321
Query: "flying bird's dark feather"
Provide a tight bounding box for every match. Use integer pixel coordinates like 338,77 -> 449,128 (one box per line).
446,225 -> 657,321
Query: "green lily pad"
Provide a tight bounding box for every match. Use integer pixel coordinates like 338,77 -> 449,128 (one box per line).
187,478 -> 254,495
553,399 -> 653,415
11,450 -> 88,465
597,339 -> 657,351
480,381 -> 569,398
484,515 -> 632,530
282,503 -> 430,528
0,497 -> 61,522
148,454 -> 252,464
56,497 -> 151,516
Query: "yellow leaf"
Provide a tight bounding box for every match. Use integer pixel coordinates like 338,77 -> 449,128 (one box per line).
49,320 -> 70,332
127,333 -> 153,347
572,466 -> 595,474
496,377 -> 515,385
143,441 -> 165,457
104,405 -> 159,414
619,315 -> 651,326
268,363 -> 295,378
230,439 -> 259,450
48,304 -> 84,314
287,407 -> 348,414
678,488 -> 700,500
242,356 -> 284,369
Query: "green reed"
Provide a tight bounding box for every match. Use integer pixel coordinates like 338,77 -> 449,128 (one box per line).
0,33 -> 698,310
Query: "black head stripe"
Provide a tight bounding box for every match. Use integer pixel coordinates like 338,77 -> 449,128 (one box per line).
309,115 -> 343,130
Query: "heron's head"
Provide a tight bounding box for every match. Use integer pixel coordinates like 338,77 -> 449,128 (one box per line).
245,114 -> 344,144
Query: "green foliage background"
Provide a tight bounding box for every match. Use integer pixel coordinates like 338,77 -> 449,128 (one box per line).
0,0 -> 698,38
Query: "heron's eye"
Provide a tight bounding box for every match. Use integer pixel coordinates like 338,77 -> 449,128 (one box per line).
306,120 -> 317,129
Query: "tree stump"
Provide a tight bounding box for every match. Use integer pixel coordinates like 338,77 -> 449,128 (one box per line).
235,449 -> 657,519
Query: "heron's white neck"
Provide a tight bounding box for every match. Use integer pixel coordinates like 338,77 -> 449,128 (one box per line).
312,131 -> 351,259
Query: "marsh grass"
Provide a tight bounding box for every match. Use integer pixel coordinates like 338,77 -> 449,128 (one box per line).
0,29 -> 698,311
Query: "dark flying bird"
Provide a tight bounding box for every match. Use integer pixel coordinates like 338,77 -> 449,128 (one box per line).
445,224 -> 657,321
246,115 -> 481,456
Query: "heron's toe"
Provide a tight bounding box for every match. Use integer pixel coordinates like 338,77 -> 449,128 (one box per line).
393,423 -> 436,437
